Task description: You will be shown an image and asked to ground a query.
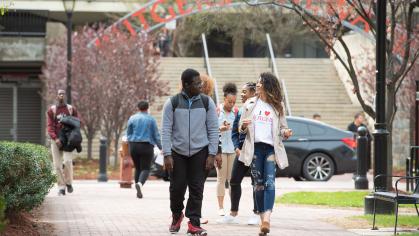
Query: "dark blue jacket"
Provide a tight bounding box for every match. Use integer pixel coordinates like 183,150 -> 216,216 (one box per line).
231,110 -> 246,150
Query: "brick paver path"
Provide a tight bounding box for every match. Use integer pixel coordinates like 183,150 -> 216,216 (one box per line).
37,175 -> 373,236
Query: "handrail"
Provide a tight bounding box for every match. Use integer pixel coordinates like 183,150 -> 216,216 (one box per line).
266,33 -> 292,116
201,33 -> 219,104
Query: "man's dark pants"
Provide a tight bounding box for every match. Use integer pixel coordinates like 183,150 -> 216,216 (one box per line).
170,147 -> 208,226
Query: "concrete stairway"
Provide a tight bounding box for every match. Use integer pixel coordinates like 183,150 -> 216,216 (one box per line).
210,58 -> 270,108
276,58 -> 361,129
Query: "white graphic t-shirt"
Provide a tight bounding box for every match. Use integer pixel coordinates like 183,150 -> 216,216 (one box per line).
253,100 -> 274,146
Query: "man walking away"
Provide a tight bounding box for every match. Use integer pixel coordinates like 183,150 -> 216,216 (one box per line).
126,100 -> 162,199
47,89 -> 79,196
347,112 -> 372,169
162,69 -> 219,236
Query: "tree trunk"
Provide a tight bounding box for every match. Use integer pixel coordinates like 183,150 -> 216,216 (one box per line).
104,130 -> 112,165
113,133 -> 120,168
386,85 -> 396,189
87,136 -> 93,160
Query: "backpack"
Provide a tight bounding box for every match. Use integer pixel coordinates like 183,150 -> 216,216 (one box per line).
216,104 -> 239,117
51,104 -> 73,120
171,93 -> 209,112
59,116 -> 82,153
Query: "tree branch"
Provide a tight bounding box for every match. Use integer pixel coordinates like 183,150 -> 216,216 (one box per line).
395,49 -> 419,94
392,2 -> 415,84
390,49 -> 419,126
348,0 -> 375,35
387,1 -> 397,79
337,36 -> 376,118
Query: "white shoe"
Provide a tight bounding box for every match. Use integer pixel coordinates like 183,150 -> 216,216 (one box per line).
247,214 -> 260,225
218,208 -> 226,216
216,215 -> 239,224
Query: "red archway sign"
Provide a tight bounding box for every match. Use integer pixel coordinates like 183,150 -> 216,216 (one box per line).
90,0 -> 373,47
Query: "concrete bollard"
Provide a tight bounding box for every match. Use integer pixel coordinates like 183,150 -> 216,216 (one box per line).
98,137 -> 108,182
355,126 -> 369,189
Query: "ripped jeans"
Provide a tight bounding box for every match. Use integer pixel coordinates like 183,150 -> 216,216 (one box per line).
251,143 -> 276,213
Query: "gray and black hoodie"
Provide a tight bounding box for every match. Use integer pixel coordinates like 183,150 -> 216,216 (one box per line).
161,92 -> 219,157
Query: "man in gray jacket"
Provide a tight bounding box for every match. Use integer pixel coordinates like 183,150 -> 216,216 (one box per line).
162,68 -> 219,235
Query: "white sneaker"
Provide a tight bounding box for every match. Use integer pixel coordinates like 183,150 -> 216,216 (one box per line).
218,208 -> 226,216
247,214 -> 260,225
216,215 -> 239,224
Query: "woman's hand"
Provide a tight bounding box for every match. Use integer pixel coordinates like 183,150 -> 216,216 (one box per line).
235,148 -> 241,157
215,154 -> 222,169
219,121 -> 231,132
219,125 -> 229,132
283,128 -> 293,140
241,119 -> 252,130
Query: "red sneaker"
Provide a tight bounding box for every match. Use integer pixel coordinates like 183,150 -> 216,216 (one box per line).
187,221 -> 207,235
169,212 -> 184,233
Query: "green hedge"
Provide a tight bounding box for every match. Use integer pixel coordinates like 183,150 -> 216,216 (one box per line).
0,196 -> 6,232
0,142 -> 55,215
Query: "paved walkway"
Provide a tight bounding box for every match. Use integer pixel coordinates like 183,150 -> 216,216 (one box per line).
36,174 -> 406,236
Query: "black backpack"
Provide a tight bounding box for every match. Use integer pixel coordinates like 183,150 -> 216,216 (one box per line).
171,93 -> 209,112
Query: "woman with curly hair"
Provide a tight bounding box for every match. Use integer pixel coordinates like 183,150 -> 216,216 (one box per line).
239,72 -> 292,235
216,82 -> 238,216
200,73 -> 215,97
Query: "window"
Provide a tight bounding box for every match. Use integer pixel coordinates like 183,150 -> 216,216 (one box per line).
287,120 -> 310,136
309,124 -> 326,135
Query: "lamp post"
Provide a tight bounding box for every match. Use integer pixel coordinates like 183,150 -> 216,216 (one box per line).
373,0 -> 390,191
62,0 -> 76,104
364,0 -> 394,215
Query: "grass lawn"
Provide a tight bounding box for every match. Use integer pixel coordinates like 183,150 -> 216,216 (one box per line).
277,191 -> 414,209
73,158 -> 120,180
277,191 -> 370,207
352,215 -> 419,228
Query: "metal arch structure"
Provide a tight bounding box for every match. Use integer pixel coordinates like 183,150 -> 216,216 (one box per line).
89,0 -> 374,47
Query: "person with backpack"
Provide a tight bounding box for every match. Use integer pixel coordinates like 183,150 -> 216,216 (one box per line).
126,100 -> 162,199
239,73 -> 293,235
47,89 -> 79,196
216,82 -> 258,225
215,83 -> 238,216
162,69 -> 220,236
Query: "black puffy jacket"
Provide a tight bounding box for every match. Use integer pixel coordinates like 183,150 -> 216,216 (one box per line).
58,116 -> 83,153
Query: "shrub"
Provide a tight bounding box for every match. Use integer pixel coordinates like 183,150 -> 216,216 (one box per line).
0,142 -> 55,215
0,196 -> 6,232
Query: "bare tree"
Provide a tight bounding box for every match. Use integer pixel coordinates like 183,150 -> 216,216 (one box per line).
72,26 -> 104,160
96,29 -> 168,167
40,37 -> 67,104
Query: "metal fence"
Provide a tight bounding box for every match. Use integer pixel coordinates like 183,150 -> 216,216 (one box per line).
0,10 -> 48,37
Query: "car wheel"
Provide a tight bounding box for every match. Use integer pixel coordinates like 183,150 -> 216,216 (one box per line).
302,153 -> 335,181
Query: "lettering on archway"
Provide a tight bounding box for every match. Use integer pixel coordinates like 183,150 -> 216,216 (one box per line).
92,0 -> 372,47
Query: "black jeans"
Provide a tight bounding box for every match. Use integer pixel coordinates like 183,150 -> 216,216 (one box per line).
129,142 -> 154,185
170,147 -> 208,227
230,156 -> 257,213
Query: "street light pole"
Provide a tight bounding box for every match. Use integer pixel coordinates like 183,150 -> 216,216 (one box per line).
373,0 -> 390,190
66,11 -> 73,104
62,0 -> 75,104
